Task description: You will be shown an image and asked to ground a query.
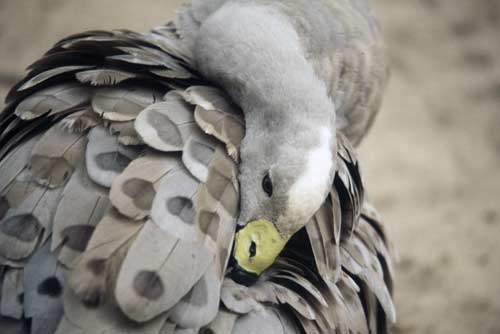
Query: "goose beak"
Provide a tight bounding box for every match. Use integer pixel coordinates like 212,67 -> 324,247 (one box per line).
230,219 -> 289,286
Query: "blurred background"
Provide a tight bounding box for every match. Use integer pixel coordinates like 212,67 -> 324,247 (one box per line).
1,0 -> 499,333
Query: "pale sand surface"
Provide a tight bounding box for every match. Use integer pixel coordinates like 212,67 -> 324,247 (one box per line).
1,1 -> 499,333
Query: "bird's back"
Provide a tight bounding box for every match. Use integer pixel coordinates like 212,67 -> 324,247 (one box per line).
0,1 -> 394,333
178,0 -> 389,145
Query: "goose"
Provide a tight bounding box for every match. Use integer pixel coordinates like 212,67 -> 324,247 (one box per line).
0,0 -> 394,333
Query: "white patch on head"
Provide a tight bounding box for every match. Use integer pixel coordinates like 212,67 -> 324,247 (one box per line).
287,127 -> 333,223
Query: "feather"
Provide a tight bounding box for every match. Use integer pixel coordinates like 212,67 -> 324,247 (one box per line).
169,262 -> 221,328
295,314 -> 321,334
150,67 -> 193,80
0,135 -> 39,194
109,46 -> 170,67
52,161 -> 110,268
268,283 -> 316,321
180,87 -> 236,116
110,153 -> 179,220
14,84 -> 92,120
115,220 -> 214,322
322,283 -> 351,334
220,279 -> 262,315
197,146 -> 239,220
204,307 -> 237,334
194,106 -> 244,162
76,69 -> 136,86
134,91 -> 198,152
0,116 -> 53,161
270,270 -> 327,308
85,126 -> 140,188
335,160 -> 362,240
0,181 -> 63,260
181,86 -> 244,161
355,218 -> 394,279
112,46 -> 192,79
59,108 -> 101,133
108,121 -> 142,146
23,240 -> 65,334
181,131 -> 218,183
92,86 -> 163,122
150,165 -> 200,241
159,321 -> 176,334
2,168 -> 40,211
341,237 -> 396,323
18,65 -> 93,91
0,268 -> 23,319
306,195 -> 341,285
337,273 -> 370,334
331,188 -> 342,245
149,27 -> 193,64
194,146 -> 239,281
232,307 -> 300,334
30,123 -> 87,188
69,209 -> 143,306
57,285 -> 168,334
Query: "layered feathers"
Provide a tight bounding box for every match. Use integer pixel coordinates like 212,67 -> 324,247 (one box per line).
0,1 -> 394,333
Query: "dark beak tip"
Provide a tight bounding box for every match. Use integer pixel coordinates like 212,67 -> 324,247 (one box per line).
229,263 -> 259,287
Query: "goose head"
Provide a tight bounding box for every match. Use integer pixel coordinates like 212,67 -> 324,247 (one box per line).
194,2 -> 338,284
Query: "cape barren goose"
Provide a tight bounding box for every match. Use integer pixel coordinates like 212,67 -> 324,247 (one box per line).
0,0 -> 394,333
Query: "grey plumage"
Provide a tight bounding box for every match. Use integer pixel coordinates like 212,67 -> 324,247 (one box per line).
23,240 -> 65,334
0,1 -> 394,333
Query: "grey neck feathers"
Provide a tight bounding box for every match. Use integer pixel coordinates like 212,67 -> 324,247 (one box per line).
194,2 -> 336,141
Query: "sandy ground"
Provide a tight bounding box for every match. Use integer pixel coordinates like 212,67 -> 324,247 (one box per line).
1,1 -> 500,333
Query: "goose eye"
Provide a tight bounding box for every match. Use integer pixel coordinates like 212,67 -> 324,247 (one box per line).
262,173 -> 273,197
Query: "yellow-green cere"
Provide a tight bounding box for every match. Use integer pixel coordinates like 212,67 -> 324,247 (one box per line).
233,219 -> 289,275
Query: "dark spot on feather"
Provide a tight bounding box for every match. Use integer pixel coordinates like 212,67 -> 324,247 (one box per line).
147,111 -> 183,146
0,214 -> 41,242
60,225 -> 95,252
87,258 -> 106,275
37,277 -> 62,297
167,197 -> 194,224
0,196 -> 9,220
95,152 -> 131,173
133,270 -> 164,300
122,178 -> 156,210
198,211 -> 220,241
190,141 -> 215,166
